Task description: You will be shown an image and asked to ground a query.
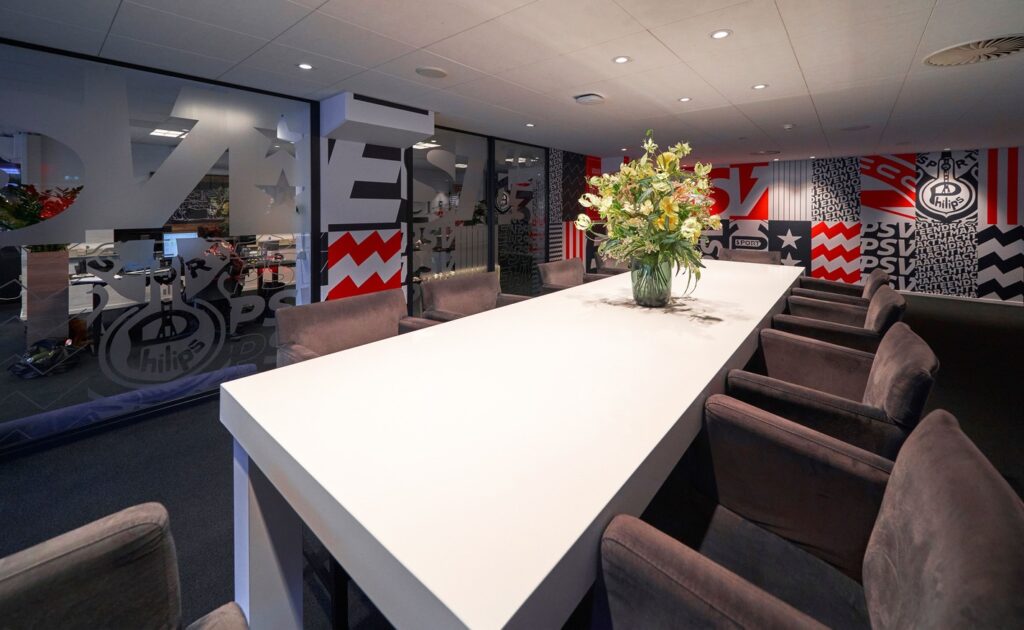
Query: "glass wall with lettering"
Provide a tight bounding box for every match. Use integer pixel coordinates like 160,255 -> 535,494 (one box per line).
410,128 -> 489,312
494,140 -> 546,296
0,44 -> 312,452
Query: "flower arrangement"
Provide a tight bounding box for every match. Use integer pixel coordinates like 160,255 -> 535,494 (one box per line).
0,184 -> 83,251
574,131 -> 719,306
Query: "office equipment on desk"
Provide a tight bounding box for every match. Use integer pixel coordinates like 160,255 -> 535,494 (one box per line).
162,232 -> 198,258
115,239 -> 156,273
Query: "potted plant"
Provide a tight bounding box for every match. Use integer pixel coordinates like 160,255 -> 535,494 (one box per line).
0,184 -> 83,345
574,132 -> 719,307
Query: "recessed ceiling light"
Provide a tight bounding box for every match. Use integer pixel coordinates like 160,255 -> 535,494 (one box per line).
297,63 -> 313,70
150,129 -> 184,138
525,123 -> 535,127
710,29 -> 732,39
415,66 -> 448,79
782,123 -> 795,130
412,141 -> 441,150
678,97 -> 692,102
751,149 -> 781,155
943,147 -> 951,151
455,163 -> 468,169
751,83 -> 768,90
613,56 -> 631,64
621,147 -> 628,151
809,155 -> 816,159
773,158 -> 780,161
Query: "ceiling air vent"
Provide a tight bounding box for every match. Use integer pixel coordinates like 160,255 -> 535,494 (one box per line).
924,35 -> 1024,66
574,93 -> 605,105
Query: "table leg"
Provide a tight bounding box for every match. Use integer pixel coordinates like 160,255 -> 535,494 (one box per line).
233,439 -> 303,630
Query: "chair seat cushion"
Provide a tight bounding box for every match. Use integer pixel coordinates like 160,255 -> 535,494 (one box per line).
686,505 -> 870,629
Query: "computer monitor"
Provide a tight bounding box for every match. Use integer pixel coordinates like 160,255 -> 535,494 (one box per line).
116,240 -> 156,273
162,232 -> 198,258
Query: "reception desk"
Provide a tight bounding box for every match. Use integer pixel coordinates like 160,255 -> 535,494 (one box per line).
221,260 -> 804,629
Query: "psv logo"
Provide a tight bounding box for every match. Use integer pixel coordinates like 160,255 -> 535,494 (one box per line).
916,150 -> 978,223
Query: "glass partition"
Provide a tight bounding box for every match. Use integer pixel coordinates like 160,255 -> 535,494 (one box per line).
0,44 -> 311,450
493,140 -> 546,296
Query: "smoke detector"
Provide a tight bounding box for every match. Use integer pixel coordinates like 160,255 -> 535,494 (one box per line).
924,35 -> 1024,66
574,93 -> 605,105
415,66 -> 449,78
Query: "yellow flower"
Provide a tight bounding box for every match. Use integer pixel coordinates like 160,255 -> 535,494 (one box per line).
639,199 -> 655,216
654,210 -> 679,231
656,151 -> 678,172
659,196 -> 677,214
707,214 -> 722,230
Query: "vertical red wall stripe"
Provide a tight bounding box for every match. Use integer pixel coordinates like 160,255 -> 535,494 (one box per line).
988,148 -> 999,224
1008,147 -> 1019,225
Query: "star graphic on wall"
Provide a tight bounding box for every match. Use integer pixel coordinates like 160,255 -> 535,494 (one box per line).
257,170 -> 296,207
781,252 -> 802,266
776,228 -> 801,250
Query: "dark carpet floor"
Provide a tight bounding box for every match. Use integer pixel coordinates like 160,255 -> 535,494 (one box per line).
0,294 -> 1019,627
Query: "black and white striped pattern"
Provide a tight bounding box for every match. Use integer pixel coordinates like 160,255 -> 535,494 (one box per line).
976,225 -> 1024,302
770,160 -> 812,220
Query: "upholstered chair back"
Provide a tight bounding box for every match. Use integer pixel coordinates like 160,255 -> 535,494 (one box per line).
596,253 -> 629,274
538,259 -> 585,287
863,285 -> 905,332
718,249 -> 782,264
276,288 -> 406,357
863,411 -> 1024,628
860,268 -> 890,299
862,323 -> 939,428
0,503 -> 183,628
422,272 -> 500,316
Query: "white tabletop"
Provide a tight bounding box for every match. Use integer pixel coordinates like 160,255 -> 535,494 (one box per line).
221,260 -> 803,629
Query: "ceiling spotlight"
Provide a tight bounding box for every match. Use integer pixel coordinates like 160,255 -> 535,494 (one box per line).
297,63 -> 313,70
782,123 -> 795,130
710,29 -> 732,39
943,147 -> 951,151
412,141 -> 441,150
415,66 -> 448,78
809,155 -> 816,159
621,147 -> 628,151
525,123 -> 535,127
613,56 -> 631,64
751,83 -> 768,90
455,163 -> 468,169
678,97 -> 692,102
773,158 -> 780,161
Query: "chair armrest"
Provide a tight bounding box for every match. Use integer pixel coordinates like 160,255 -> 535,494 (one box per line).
186,603 -> 249,630
787,296 -> 868,327
727,370 -> 905,460
760,329 -> 873,400
602,515 -> 824,629
422,309 -> 464,322
541,282 -> 574,294
791,287 -> 870,307
276,343 -> 321,367
496,293 -> 530,307
797,276 -> 862,296
398,316 -> 440,333
704,395 -> 893,581
772,314 -> 883,353
583,273 -> 608,283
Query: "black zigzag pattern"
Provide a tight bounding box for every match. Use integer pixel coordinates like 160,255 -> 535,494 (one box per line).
976,225 -> 1024,301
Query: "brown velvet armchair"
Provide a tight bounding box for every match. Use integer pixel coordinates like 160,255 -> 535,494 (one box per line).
602,403 -> 1024,629
728,323 -> 938,459
0,503 -> 247,630
791,268 -> 890,307
537,258 -> 607,293
421,271 -> 530,322
772,284 -> 906,352
718,248 -> 783,264
275,288 -> 437,367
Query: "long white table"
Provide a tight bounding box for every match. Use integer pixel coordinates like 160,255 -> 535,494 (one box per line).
221,260 -> 804,629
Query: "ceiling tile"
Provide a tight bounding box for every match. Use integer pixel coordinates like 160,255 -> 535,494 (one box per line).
317,0 -> 532,48
811,78 -> 903,129
1,0 -> 120,32
274,10 -> 415,68
128,0 -> 315,40
0,8 -> 108,56
219,65 -> 325,97
373,49 -> 486,89
614,0 -> 751,29
913,0 -> 1024,72
110,2 -> 268,63
775,0 -> 935,39
684,43 -> 807,103
232,43 -> 365,85
327,70 -> 439,108
101,35 -> 237,78
653,0 -> 790,61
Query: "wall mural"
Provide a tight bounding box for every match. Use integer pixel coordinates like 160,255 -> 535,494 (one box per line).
564,145 -> 1023,303
319,139 -> 409,300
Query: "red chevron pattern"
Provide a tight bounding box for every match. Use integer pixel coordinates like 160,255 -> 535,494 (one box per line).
811,221 -> 861,284
859,154 -> 916,222
327,230 -> 403,267
325,270 -> 402,300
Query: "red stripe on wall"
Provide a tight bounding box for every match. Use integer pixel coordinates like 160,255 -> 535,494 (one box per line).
988,148 -> 999,224
1008,147 -> 1019,225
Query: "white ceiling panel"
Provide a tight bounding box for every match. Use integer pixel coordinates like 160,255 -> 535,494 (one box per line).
229,44 -> 365,87
101,35 -> 238,78
317,0 -> 531,48
653,0 -> 790,60
109,2 -> 268,63
611,0 -> 751,29
374,50 -> 487,89
775,0 -> 936,39
0,8 -> 108,56
219,65 -> 326,97
127,0 -> 315,40
1,0 -> 121,32
684,43 -> 807,103
275,10 -> 415,68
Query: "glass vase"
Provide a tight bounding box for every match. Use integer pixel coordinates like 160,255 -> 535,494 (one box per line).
630,258 -> 673,307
